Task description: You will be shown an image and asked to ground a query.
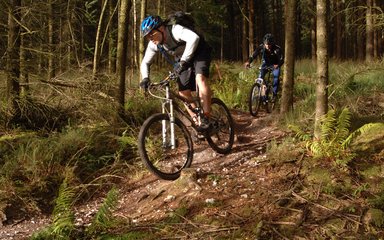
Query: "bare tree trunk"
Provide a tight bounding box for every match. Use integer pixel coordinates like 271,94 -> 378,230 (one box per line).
314,0 -> 329,139
357,1 -> 365,60
93,0 -> 109,77
366,0 -> 374,62
248,0 -> 255,53
132,0 -> 137,69
281,0 -> 296,114
139,0 -> 147,68
242,0 -> 248,62
310,0 -> 316,62
59,9 -> 63,73
66,1 -> 80,69
20,1 -> 29,96
48,0 -> 55,80
7,0 -> 21,100
117,0 -> 131,115
372,0 -> 378,58
108,0 -> 117,74
335,0 -> 343,59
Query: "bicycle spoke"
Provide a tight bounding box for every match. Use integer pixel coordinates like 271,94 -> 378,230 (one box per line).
138,114 -> 193,180
206,98 -> 234,154
249,83 -> 261,116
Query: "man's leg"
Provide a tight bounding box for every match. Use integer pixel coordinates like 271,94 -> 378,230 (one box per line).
272,67 -> 280,96
178,89 -> 196,118
196,73 -> 212,116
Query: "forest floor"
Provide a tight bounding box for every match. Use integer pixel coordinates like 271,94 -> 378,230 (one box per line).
0,106 -> 382,239
0,107 -> 297,239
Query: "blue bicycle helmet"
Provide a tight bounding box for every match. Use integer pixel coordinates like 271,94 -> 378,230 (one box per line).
141,15 -> 163,37
263,33 -> 274,45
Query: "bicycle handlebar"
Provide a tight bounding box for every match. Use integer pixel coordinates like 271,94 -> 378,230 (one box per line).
260,66 -> 274,72
148,71 -> 178,88
144,71 -> 180,101
246,65 -> 274,72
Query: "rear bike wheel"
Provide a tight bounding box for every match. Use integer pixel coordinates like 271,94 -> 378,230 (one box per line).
249,83 -> 262,116
138,113 -> 193,180
206,98 -> 234,154
264,88 -> 272,114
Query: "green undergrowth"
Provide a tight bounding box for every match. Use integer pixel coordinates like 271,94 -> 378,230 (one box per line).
1,59 -> 384,238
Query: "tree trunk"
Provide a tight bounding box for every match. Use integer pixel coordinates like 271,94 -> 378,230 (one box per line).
314,0 -> 329,139
335,0 -> 343,59
139,0 -> 147,68
366,0 -> 374,62
281,0 -> 296,114
310,0 -> 316,62
357,1 -> 365,60
108,0 -> 117,74
48,0 -> 55,80
116,0 -> 131,115
372,0 -> 377,58
20,2 -> 29,96
131,0 -> 137,69
248,0 -> 255,53
242,0 -> 248,62
7,0 -> 21,100
93,0 -> 108,77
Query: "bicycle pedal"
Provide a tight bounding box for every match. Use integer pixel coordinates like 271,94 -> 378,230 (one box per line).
192,133 -> 205,142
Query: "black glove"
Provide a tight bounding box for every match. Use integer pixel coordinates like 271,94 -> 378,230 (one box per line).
175,60 -> 189,75
140,77 -> 150,90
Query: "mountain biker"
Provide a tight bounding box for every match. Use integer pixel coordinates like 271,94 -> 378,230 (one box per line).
244,33 -> 284,102
139,15 -> 213,131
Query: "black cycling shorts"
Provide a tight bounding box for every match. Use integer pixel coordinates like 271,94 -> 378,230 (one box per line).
177,42 -> 211,91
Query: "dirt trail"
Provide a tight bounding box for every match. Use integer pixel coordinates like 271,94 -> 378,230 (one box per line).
116,109 -> 288,225
0,109 -> 288,239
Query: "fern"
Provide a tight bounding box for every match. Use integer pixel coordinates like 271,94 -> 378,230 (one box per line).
288,124 -> 312,141
320,109 -> 337,141
335,108 -> 351,145
86,187 -> 119,236
51,179 -> 75,239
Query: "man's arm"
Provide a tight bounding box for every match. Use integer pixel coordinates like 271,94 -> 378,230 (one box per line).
244,44 -> 262,68
140,41 -> 158,79
249,44 -> 263,63
276,45 -> 284,67
171,24 -> 200,62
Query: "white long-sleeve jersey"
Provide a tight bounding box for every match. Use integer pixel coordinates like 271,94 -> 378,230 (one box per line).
140,24 -> 200,79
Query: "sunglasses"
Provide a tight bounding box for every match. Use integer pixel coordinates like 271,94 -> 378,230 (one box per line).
147,30 -> 159,40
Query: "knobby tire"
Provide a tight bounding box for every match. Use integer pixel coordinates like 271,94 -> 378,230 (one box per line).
249,83 -> 262,116
206,98 -> 235,154
138,113 -> 193,180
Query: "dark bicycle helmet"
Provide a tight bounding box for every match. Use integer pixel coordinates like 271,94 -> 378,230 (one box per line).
141,15 -> 163,37
263,33 -> 274,45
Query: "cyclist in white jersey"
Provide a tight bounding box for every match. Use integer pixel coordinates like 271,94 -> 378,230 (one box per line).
140,15 -> 213,131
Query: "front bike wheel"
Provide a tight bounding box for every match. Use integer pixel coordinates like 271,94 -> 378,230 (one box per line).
249,83 -> 262,116
138,113 -> 193,180
206,98 -> 234,154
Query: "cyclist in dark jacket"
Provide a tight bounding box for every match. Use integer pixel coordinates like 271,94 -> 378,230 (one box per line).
244,33 -> 284,100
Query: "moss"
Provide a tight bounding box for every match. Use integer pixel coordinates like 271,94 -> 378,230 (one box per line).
351,123 -> 384,154
363,208 -> 384,228
360,166 -> 384,179
323,218 -> 347,237
307,168 -> 332,183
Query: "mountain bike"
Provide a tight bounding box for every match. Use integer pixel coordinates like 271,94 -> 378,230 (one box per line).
248,66 -> 278,116
138,71 -> 235,180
